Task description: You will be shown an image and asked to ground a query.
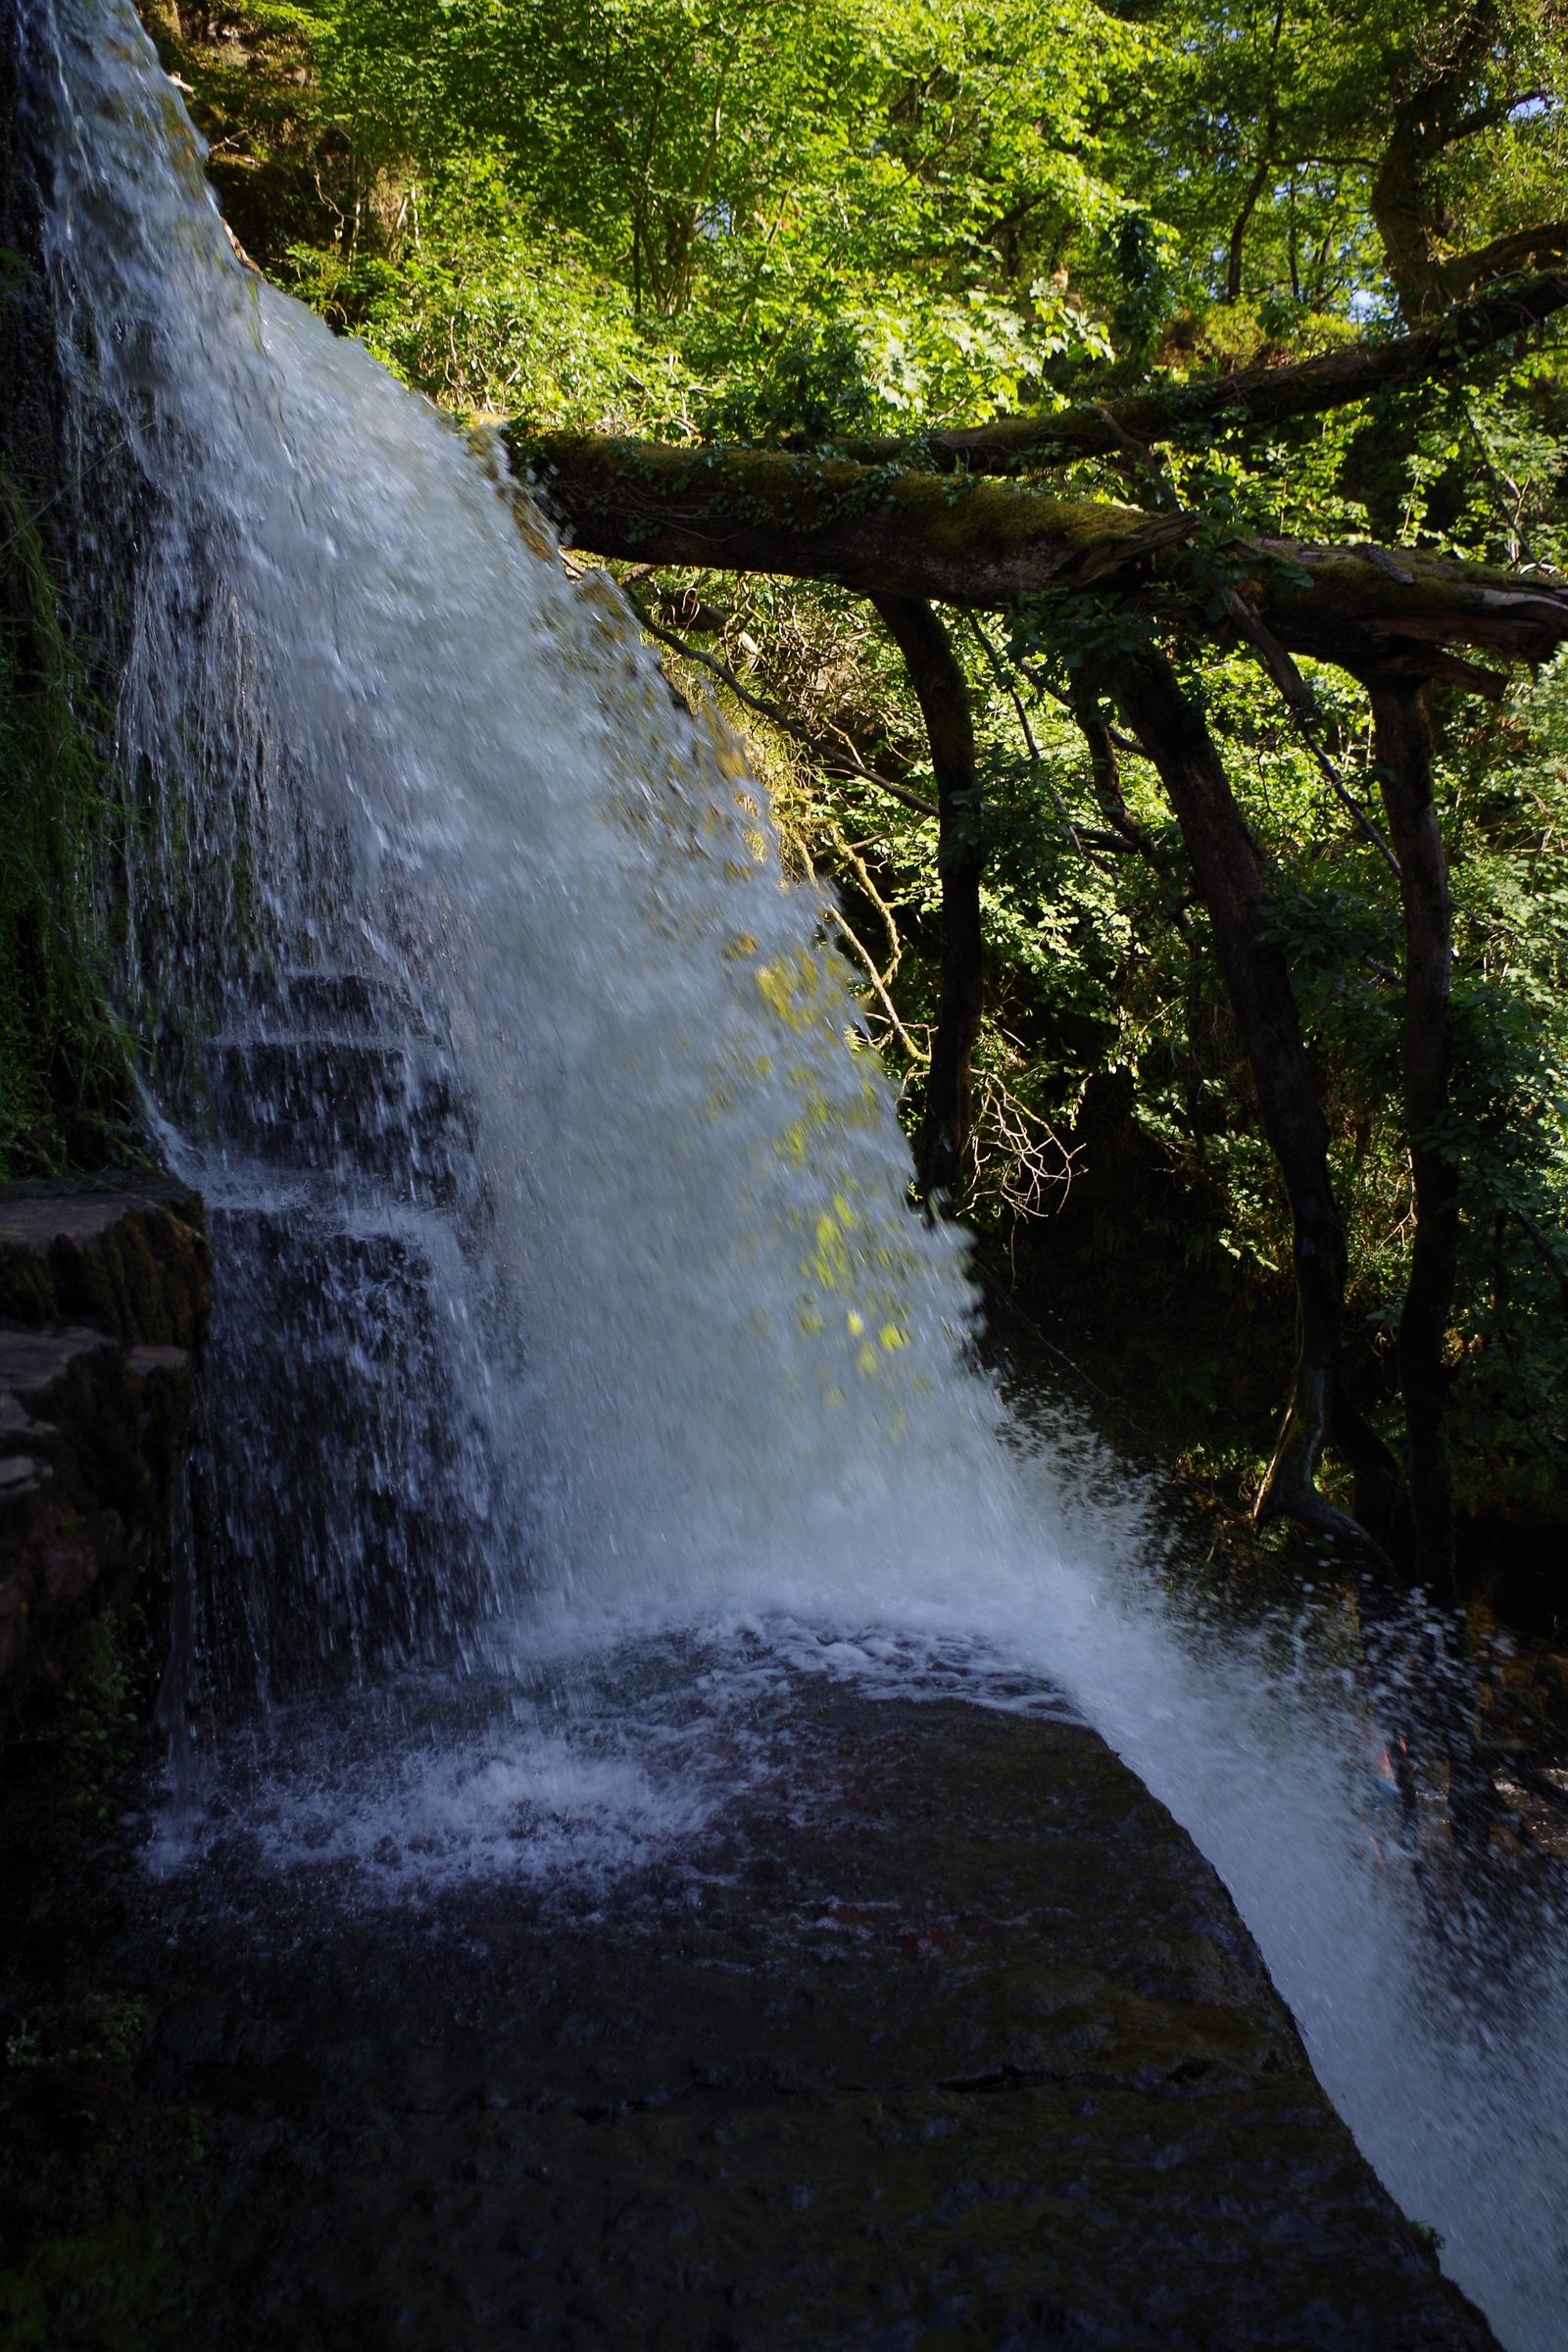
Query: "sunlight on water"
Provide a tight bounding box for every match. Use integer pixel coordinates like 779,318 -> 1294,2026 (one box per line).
20,4 -> 1568,2342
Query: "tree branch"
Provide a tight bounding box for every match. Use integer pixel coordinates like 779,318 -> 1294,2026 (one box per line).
817,269 -> 1568,473
825,905 -> 928,1062
1219,588 -> 1402,873
1434,223 -> 1568,307
966,613 -> 1093,859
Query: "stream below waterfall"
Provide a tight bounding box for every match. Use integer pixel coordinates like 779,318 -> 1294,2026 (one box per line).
8,3 -> 1568,2346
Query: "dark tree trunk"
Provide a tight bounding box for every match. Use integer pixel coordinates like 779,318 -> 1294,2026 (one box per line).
1367,3 -> 1497,316
870,596 -> 984,1202
1113,649 -> 1396,1556
1365,3 -> 1568,315
1226,152 -> 1272,304
1070,693 -> 1211,1152
1226,106 -> 1277,307
1369,678 -> 1460,1592
1225,5 -> 1282,305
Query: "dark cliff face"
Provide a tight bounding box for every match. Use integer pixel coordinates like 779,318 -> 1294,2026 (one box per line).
0,5 -> 57,514
0,23 -> 200,1713
1,2 -> 173,723
2,9 -> 153,1179
0,1188 -> 208,1744
0,6 -> 128,628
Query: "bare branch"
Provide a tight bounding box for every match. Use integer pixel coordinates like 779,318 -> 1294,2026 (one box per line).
825,906 -> 927,1063
1219,589 -> 1403,874
619,582 -> 939,817
969,1061 -> 1080,1221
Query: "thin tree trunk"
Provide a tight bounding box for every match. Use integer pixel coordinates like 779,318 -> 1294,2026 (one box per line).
1368,678 -> 1459,1592
1071,692 -> 1212,1154
870,595 -> 983,1201
1072,692 -> 1153,856
1113,649 -> 1396,1555
1227,149 -> 1273,304
1226,6 -> 1283,304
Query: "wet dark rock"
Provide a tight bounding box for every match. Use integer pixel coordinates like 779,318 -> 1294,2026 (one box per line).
0,1687 -> 1500,2348
0,1189 -> 209,1347
0,1186 -> 207,1740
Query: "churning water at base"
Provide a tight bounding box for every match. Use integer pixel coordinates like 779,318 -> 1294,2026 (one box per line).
17,4 -> 1568,2344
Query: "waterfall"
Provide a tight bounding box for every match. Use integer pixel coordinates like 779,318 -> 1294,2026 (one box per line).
14,6 -> 1568,2345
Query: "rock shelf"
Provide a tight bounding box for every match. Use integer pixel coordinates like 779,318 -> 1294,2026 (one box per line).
0,1186 -> 207,1740
0,1681 -> 1502,2349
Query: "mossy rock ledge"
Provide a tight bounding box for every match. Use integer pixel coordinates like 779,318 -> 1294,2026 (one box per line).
2,1683 -> 1502,2349
0,1185 -> 208,1743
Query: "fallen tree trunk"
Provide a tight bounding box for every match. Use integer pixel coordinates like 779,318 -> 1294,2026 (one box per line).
514,427 -> 1568,688
514,272 -> 1568,495
831,269 -> 1568,473
516,427 -> 1193,605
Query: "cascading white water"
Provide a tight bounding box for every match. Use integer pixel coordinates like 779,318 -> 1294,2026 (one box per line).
18,5 -> 1568,2344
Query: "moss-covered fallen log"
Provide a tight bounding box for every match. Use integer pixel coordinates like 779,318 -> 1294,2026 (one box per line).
513,428 -> 1189,603
514,427 -> 1568,688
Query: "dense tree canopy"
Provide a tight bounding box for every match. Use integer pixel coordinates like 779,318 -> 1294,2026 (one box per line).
140,0 -> 1568,1608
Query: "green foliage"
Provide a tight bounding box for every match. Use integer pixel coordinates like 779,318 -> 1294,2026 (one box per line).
1102,213 -> 1179,363
282,151 -> 650,419
0,2211 -> 184,2352
5,1994 -> 150,2073
147,0 -> 1125,429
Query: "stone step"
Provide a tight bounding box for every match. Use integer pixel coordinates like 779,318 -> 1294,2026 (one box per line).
197,1036 -> 473,1203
